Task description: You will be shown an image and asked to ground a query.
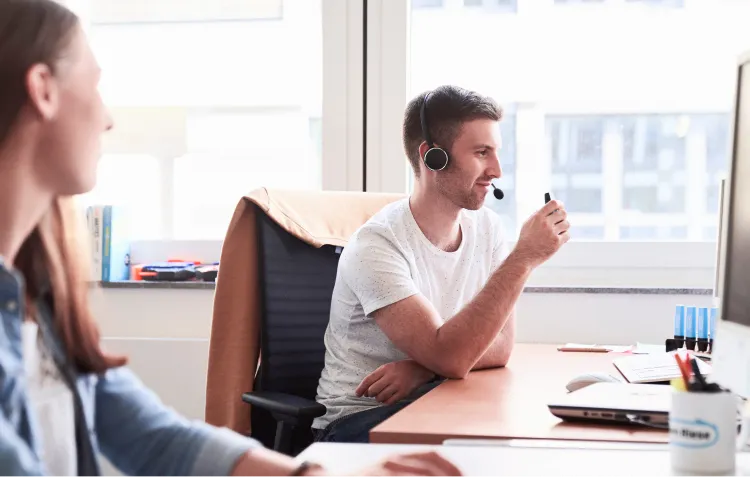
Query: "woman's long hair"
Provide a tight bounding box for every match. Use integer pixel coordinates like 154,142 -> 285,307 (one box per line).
1,0 -> 125,373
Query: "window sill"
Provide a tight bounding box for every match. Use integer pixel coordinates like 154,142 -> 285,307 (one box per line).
97,281 -> 712,295
524,286 -> 711,295
99,281 -> 216,290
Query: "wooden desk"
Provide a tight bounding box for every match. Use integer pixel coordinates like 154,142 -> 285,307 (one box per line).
370,343 -> 668,444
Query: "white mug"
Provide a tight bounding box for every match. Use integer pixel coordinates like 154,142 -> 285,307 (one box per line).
669,389 -> 737,475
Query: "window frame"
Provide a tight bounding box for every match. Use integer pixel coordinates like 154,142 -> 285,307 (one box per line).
364,0 -> 722,288
98,0 -> 723,289
89,0 -> 363,243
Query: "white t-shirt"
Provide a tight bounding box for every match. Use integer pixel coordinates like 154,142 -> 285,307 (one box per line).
313,198 -> 509,428
22,322 -> 78,476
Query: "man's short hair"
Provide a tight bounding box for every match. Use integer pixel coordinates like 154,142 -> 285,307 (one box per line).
403,85 -> 503,178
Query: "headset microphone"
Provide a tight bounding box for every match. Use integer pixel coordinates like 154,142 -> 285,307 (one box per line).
491,184 -> 504,200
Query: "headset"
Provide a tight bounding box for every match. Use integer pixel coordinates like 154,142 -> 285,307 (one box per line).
419,91 -> 504,200
420,92 -> 450,172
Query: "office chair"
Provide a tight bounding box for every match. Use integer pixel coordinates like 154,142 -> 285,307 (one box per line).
241,208 -> 339,456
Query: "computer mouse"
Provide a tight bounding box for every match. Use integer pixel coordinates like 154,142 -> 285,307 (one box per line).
565,372 -> 622,393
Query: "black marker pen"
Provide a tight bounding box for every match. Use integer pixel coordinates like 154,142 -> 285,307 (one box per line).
546,193 -> 563,235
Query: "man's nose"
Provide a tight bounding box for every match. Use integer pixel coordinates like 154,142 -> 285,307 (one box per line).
488,153 -> 502,179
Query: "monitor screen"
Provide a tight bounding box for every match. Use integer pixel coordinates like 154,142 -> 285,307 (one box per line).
722,62 -> 750,328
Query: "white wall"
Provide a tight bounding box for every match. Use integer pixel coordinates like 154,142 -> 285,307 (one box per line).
93,290 -> 214,476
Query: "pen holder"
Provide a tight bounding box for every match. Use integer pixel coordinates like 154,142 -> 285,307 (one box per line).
669,389 -> 736,475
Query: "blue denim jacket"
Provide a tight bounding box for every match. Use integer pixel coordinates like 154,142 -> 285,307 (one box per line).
0,258 -> 260,475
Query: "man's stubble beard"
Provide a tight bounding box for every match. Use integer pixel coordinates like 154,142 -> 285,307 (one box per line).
435,171 -> 486,211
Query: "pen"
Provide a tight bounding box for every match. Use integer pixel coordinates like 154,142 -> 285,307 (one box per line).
545,192 -> 551,204
674,353 -> 691,389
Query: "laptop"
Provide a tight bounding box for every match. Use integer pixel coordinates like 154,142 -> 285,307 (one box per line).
547,382 -> 671,426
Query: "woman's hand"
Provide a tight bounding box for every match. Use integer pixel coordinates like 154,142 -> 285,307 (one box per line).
355,360 -> 435,405
352,451 -> 462,476
231,448 -> 461,476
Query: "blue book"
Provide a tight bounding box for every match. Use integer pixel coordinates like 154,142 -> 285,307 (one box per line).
101,205 -> 131,282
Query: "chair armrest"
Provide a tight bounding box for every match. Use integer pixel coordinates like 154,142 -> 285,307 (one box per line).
242,391 -> 326,419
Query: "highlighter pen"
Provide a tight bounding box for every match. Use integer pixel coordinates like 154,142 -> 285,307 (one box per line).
709,307 -> 718,352
673,305 -> 685,349
685,306 -> 697,351
697,307 -> 709,352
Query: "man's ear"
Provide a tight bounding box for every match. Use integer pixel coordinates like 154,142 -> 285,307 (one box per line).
418,141 -> 430,161
25,63 -> 60,121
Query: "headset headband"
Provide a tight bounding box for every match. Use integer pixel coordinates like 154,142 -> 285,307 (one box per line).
420,92 -> 435,148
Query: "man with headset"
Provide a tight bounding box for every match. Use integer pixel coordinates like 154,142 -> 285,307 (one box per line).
312,85 -> 570,443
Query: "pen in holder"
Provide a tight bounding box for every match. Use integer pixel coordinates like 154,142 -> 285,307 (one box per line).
669,355 -> 736,475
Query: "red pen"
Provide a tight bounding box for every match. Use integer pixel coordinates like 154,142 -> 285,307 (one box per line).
674,353 -> 691,390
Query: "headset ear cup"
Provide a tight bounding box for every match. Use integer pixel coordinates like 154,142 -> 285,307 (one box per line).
424,147 -> 449,171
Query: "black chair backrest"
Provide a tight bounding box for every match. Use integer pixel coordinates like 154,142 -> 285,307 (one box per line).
254,208 -> 341,398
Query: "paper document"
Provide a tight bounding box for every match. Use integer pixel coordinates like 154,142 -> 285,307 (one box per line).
558,343 -> 632,353
632,342 -> 665,355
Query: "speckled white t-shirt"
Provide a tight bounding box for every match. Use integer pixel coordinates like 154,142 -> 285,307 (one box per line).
313,198 -> 509,429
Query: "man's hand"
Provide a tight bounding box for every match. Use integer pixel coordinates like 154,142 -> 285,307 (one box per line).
355,360 -> 435,405
513,199 -> 570,268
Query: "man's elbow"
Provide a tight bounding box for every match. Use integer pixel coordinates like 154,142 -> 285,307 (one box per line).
497,341 -> 515,367
434,361 -> 472,380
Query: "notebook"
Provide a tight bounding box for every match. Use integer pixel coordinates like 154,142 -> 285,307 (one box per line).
612,351 -> 712,384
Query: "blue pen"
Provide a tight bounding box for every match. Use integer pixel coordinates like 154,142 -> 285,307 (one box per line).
673,305 -> 685,348
697,307 -> 709,352
710,307 -> 718,352
685,306 -> 697,351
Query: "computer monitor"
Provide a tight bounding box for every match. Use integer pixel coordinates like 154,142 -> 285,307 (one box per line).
712,50 -> 750,398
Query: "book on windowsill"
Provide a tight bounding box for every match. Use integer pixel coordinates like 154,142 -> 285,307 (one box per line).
85,205 -> 131,282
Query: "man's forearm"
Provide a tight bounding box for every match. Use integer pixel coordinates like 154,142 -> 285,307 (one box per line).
433,251 -> 531,378
472,312 -> 516,370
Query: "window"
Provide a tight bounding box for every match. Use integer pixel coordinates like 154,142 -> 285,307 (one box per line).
556,0 -> 682,5
413,0 -> 444,8
79,155 -> 162,239
620,226 -> 687,240
399,0 -> 750,244
483,112 -> 518,236
625,0 -> 683,8
87,0 -> 326,240
75,0 -> 750,287
554,0 -> 605,4
463,0 -> 518,12
549,116 -> 604,224
174,111 -> 321,239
